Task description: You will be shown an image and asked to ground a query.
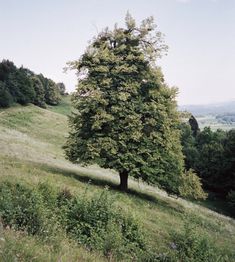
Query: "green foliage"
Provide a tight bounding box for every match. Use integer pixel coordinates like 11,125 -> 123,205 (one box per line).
0,81 -> 13,107
0,180 -> 147,260
0,181 -> 46,234
170,223 -> 230,262
179,169 -> 207,200
31,75 -> 46,108
180,122 -> 235,215
57,82 -> 66,95
65,14 -> 184,193
227,191 -> 235,215
179,123 -> 199,170
64,189 -> 146,260
0,59 -> 62,108
15,67 -> 36,105
44,79 -> 61,105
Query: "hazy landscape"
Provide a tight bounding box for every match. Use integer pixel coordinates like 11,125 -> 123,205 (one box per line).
180,101 -> 235,130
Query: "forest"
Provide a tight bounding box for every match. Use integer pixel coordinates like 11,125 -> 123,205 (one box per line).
0,59 -> 66,108
180,118 -> 235,216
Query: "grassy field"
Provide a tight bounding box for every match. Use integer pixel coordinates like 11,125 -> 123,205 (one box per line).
197,115 -> 235,131
0,99 -> 235,261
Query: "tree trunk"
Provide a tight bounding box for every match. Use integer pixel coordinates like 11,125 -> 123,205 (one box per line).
119,171 -> 128,191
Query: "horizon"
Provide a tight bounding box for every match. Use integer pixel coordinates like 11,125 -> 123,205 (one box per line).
0,0 -> 234,105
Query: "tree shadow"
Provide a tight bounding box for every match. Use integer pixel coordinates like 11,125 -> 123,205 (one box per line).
35,162 -> 186,215
38,163 -> 119,189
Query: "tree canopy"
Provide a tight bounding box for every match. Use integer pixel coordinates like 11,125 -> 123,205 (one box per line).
64,14 -> 184,192
180,121 -> 235,205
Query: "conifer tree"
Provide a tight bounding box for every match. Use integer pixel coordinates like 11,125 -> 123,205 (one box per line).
64,14 -> 184,192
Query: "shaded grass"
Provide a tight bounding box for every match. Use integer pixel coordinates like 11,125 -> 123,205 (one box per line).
47,95 -> 72,116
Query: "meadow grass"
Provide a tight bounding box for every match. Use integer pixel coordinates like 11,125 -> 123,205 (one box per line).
0,102 -> 235,261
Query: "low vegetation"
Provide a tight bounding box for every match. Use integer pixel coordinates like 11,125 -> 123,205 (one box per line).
0,102 -> 235,261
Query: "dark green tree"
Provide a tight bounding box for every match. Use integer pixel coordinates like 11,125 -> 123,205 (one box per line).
0,81 -> 13,107
180,122 -> 199,170
64,14 -> 184,192
15,67 -> 35,105
223,130 -> 235,194
31,75 -> 46,108
38,74 -> 61,105
189,115 -> 200,137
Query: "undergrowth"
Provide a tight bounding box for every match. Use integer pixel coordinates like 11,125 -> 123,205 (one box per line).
0,180 -> 147,260
0,180 -> 233,261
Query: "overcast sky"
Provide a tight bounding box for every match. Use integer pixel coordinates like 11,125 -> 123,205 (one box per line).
0,0 -> 234,105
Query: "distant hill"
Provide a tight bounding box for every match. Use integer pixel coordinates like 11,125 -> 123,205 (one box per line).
179,101 -> 235,116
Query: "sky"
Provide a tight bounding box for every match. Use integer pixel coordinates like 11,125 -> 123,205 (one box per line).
0,0 -> 234,105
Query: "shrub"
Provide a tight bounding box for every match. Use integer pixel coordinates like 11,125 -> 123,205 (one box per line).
179,169 -> 208,200
0,182 -> 46,234
0,181 -> 147,260
170,223 -> 230,262
65,189 -> 147,259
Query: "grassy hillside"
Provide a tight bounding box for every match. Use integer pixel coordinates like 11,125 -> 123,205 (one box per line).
0,99 -> 235,261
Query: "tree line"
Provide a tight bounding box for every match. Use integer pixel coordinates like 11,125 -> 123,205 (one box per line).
0,59 -> 66,108
180,117 -> 235,214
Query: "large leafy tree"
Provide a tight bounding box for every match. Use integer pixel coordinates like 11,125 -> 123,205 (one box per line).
64,14 -> 184,192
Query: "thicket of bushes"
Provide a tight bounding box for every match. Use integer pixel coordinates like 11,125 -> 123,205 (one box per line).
0,59 -> 66,108
0,180 -> 232,261
0,181 -> 147,260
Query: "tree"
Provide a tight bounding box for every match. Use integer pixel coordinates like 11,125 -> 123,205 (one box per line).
64,14 -> 184,192
223,130 -> 235,194
189,115 -> 200,137
57,82 -> 66,95
38,74 -> 61,105
179,122 -> 199,170
31,76 -> 46,108
15,67 -> 36,105
0,81 -> 13,107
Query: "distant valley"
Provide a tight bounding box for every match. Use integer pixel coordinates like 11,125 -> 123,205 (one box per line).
179,100 -> 235,130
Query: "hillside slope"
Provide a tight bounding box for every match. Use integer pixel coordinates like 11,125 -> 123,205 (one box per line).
0,102 -> 235,261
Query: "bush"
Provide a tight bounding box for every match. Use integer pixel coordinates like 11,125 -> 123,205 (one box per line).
65,189 -> 147,260
179,169 -> 208,200
0,182 -> 46,234
170,223 -> 230,262
0,181 -> 147,260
